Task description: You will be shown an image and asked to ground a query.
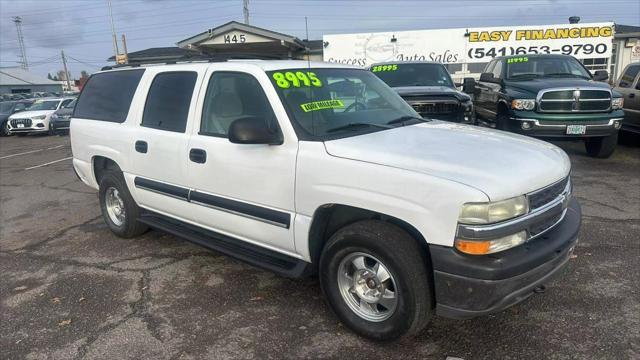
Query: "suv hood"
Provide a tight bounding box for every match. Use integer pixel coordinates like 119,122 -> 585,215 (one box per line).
393,86 -> 470,101
8,110 -> 54,119
323,122 -> 570,200
505,78 -> 610,95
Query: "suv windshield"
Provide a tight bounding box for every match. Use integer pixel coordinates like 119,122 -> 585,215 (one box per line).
372,63 -> 454,88
506,56 -> 591,80
0,102 -> 14,113
267,68 -> 420,139
28,100 -> 60,111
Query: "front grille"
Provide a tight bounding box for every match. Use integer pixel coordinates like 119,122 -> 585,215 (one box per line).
529,211 -> 563,237
538,88 -> 611,113
10,118 -> 32,127
528,176 -> 569,210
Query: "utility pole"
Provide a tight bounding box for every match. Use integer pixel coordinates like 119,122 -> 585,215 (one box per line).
243,0 -> 250,25
107,0 -> 119,62
61,50 -> 72,92
13,16 -> 28,70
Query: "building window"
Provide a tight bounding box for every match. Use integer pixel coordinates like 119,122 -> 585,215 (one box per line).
444,63 -> 463,73
581,57 -> 608,72
468,62 -> 489,73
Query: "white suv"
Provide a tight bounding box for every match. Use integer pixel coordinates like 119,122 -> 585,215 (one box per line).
71,60 -> 581,340
7,97 -> 75,135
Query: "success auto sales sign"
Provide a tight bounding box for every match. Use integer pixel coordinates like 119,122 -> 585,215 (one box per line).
323,22 -> 614,66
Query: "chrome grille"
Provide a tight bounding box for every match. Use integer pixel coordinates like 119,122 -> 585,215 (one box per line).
409,101 -> 458,115
528,176 -> 570,211
10,118 -> 32,127
538,88 -> 611,113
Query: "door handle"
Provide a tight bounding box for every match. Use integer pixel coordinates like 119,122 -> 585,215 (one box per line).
189,148 -> 207,163
135,140 -> 148,153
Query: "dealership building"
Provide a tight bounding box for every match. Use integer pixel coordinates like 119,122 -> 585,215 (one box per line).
113,20 -> 639,81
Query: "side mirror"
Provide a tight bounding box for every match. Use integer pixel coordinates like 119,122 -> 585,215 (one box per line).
228,116 -> 282,145
454,82 -> 463,87
479,72 -> 494,82
462,77 -> 476,94
593,70 -> 608,82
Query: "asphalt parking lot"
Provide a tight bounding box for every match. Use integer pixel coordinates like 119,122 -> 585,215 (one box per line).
1,134 -> 638,360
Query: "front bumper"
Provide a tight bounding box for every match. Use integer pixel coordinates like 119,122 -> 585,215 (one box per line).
430,198 -> 581,319
507,110 -> 624,138
7,127 -> 48,134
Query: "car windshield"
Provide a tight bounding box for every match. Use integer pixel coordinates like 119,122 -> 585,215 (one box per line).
506,57 -> 591,80
372,63 -> 454,88
0,102 -> 14,113
267,68 -> 420,139
28,100 -> 60,111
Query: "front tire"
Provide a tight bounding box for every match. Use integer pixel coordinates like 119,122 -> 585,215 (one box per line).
98,171 -> 148,238
496,112 -> 510,130
585,132 -> 617,158
319,220 -> 433,340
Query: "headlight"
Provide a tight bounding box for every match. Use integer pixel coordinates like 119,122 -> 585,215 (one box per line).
32,115 -> 46,120
455,231 -> 527,255
511,99 -> 535,111
611,98 -> 624,110
458,195 -> 529,224
463,100 -> 474,113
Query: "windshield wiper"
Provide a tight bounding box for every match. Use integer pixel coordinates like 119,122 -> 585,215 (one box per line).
326,122 -> 392,133
386,115 -> 428,126
546,73 -> 590,79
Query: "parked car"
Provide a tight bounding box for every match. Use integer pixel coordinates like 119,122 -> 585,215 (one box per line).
71,61 -> 580,340
369,62 -> 475,124
6,97 -> 74,136
612,62 -> 640,134
465,54 -> 625,158
49,98 -> 76,135
0,100 -> 34,136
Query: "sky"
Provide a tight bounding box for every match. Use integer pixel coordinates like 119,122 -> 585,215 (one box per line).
0,0 -> 638,79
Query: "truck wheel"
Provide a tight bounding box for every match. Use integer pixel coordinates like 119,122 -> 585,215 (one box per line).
0,123 -> 8,136
319,220 -> 433,340
585,132 -> 617,158
496,112 -> 510,130
98,171 -> 148,238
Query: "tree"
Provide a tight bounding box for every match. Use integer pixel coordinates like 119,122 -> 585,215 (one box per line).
80,70 -> 89,78
47,73 -> 53,80
56,70 -> 67,81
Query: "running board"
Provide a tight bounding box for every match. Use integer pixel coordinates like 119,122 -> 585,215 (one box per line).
138,210 -> 312,278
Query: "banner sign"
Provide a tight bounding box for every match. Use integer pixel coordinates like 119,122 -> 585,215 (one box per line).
323,22 -> 614,67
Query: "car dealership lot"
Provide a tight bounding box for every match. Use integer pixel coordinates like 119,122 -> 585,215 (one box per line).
1,135 -> 638,359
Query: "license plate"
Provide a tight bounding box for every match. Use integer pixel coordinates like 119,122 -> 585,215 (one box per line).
566,125 -> 586,135
17,124 -> 24,128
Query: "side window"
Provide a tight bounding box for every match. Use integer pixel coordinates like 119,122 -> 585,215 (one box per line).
619,65 -> 640,88
74,69 -> 144,123
60,99 -> 73,108
484,60 -> 495,75
492,60 -> 503,79
200,72 -> 278,137
141,71 -> 197,133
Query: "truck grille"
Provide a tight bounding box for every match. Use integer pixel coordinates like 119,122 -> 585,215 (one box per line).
538,88 -> 611,113
528,176 -> 570,210
10,118 -> 32,127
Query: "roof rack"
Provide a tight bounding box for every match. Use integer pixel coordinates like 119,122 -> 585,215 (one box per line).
100,53 -> 284,71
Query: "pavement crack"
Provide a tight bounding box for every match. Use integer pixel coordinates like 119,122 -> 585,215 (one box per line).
5,215 -> 102,252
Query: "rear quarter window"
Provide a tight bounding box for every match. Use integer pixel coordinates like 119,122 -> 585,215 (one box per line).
73,69 -> 145,123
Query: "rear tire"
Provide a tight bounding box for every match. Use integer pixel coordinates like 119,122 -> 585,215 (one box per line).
98,171 -> 148,238
319,220 -> 433,341
585,132 -> 617,158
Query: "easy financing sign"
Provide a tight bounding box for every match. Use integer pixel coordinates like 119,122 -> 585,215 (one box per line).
323,22 -> 614,67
